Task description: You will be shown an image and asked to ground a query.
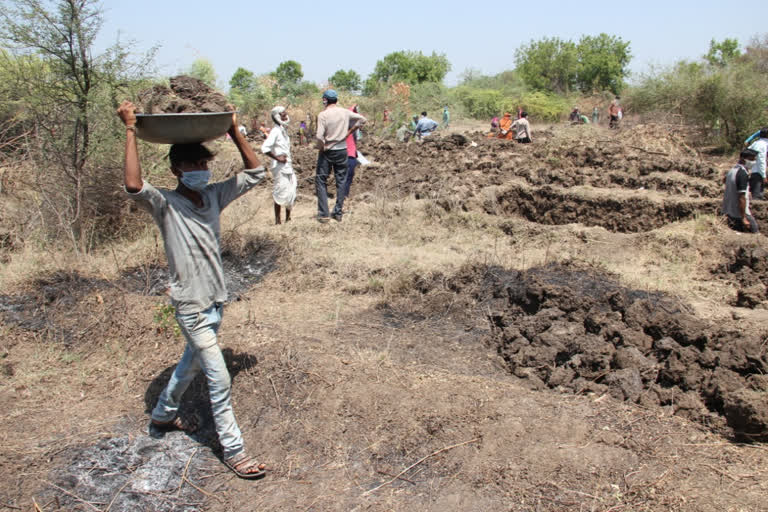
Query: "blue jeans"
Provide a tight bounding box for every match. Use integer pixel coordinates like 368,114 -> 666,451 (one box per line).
315,148 -> 348,218
151,303 -> 244,459
343,156 -> 358,200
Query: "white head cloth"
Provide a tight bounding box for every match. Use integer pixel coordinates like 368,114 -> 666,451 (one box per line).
271,106 -> 289,126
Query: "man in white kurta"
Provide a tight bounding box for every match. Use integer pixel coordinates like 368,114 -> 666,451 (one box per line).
261,106 -> 297,224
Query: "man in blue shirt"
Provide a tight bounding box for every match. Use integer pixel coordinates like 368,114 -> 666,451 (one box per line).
414,111 -> 438,139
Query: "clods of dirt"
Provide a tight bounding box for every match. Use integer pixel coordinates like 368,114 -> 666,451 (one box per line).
714,244 -> 768,308
138,76 -> 232,114
428,263 -> 768,440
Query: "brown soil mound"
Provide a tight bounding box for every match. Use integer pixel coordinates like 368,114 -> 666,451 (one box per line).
493,184 -> 719,232
137,75 -> 231,113
714,243 -> 768,308
423,263 -> 768,441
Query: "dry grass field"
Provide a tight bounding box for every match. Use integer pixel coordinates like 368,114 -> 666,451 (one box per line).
0,121 -> 767,511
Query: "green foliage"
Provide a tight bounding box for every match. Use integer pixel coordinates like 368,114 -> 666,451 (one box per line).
515,37 -> 579,94
0,0 -> 156,251
329,69 -> 362,92
515,34 -> 631,94
576,34 -> 631,94
705,38 -> 740,67
229,67 -> 255,90
227,67 -> 275,117
273,60 -> 303,86
154,303 -> 181,338
629,52 -> 768,147
365,51 -> 450,95
453,87 -> 504,119
187,58 -> 217,87
517,91 -> 570,122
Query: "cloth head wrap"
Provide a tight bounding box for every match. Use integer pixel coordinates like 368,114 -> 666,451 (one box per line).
271,106 -> 289,126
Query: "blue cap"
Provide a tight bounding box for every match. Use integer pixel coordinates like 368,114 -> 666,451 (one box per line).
322,89 -> 338,100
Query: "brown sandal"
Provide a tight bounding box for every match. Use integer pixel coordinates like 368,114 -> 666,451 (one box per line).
151,415 -> 198,433
224,451 -> 266,479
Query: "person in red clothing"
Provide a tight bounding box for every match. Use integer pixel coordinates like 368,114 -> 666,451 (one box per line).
343,104 -> 361,209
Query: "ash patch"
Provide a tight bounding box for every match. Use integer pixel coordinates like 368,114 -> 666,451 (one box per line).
0,271 -> 109,340
0,238 -> 276,337
443,263 -> 768,440
43,431 -> 213,511
119,239 -> 276,301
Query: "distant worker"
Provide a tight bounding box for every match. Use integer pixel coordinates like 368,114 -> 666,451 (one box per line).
609,97 -> 621,129
396,123 -> 409,142
258,120 -> 270,139
498,112 -> 515,140
383,107 -> 391,124
414,111 -> 438,138
261,106 -> 297,225
722,148 -> 759,233
747,127 -> 768,200
409,115 -> 419,133
315,89 -> 366,222
442,106 -> 450,129
491,116 -> 499,134
343,105 -> 362,208
510,111 -> 532,143
579,113 -> 590,124
745,129 -> 761,146
298,120 -> 308,145
569,107 -> 580,123
592,106 -> 599,124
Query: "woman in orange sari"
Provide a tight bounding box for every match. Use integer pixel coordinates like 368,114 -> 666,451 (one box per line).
498,112 -> 515,140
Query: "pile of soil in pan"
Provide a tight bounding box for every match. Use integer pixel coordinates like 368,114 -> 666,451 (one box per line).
713,244 -> 768,308
137,75 -> 232,114
445,262 -> 768,441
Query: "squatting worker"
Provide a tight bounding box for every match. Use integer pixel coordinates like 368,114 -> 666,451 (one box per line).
414,111 -> 438,139
747,127 -> 768,200
261,105 -> 297,225
117,100 -> 268,480
315,89 -> 366,222
722,148 -> 759,233
511,112 -> 532,143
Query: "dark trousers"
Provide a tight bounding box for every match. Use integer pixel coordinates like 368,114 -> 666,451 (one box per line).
727,215 -> 759,233
343,157 -> 358,200
749,173 -> 764,200
315,148 -> 348,219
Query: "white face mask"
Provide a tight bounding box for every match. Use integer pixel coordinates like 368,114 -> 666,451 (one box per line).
179,170 -> 211,191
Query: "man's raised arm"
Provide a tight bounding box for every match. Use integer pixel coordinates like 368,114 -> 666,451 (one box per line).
117,100 -> 142,193
228,110 -> 261,170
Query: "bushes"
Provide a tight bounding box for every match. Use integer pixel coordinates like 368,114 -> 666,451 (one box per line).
628,40 -> 768,147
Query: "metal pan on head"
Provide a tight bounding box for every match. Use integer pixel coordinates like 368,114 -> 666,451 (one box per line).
135,112 -> 234,144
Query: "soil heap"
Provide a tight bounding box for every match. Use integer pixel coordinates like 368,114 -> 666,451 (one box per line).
137,75 -> 231,114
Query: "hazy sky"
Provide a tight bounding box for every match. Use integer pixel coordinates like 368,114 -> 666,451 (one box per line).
97,0 -> 764,89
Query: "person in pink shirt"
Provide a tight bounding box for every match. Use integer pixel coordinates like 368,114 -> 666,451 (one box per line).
343,104 -> 361,208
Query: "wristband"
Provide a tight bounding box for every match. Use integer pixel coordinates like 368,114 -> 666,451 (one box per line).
126,125 -> 136,133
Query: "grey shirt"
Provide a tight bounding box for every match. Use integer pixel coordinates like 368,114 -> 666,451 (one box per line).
127,169 -> 266,314
722,163 -> 750,219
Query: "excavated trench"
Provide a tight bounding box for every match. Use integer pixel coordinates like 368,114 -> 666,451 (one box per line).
492,184 -> 721,233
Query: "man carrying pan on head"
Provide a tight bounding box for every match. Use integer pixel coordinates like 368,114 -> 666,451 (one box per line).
117,100 -> 268,479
